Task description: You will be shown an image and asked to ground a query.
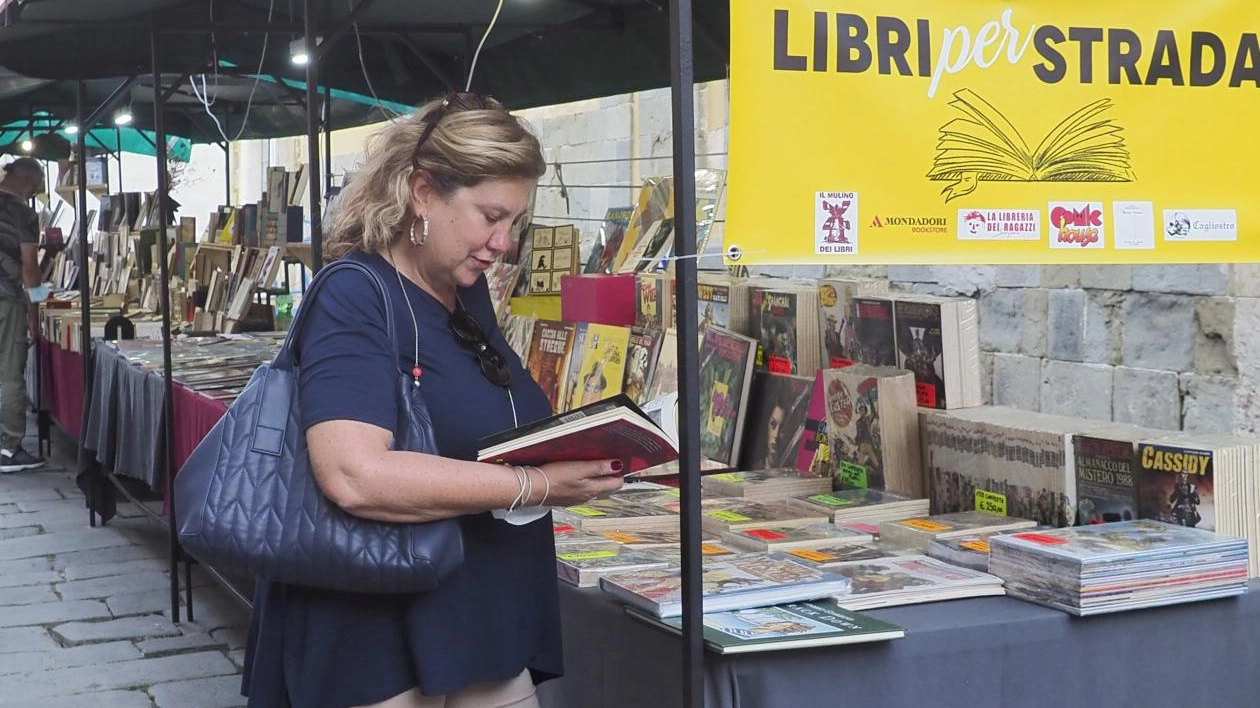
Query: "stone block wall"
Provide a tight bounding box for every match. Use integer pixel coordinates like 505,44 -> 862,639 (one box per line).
822,263 -> 1256,436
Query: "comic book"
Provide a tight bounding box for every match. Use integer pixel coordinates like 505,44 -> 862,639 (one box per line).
555,543 -> 671,587
820,366 -> 921,495
568,324 -> 631,411
698,327 -> 758,466
1135,442 -> 1217,533
794,371 -> 830,476
827,555 -> 1007,610
501,314 -> 536,364
598,553 -> 853,618
852,297 -> 897,367
817,278 -> 888,369
720,523 -> 873,553
585,205 -> 635,274
740,372 -> 815,472
622,326 -> 664,406
525,320 -> 575,413
646,328 -> 679,401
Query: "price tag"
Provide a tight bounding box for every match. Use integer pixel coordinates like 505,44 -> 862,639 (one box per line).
960,540 -> 991,553
1015,532 -> 1068,545
902,519 -> 950,532
789,549 -> 837,562
702,543 -> 733,555
746,529 -> 789,541
557,550 -> 618,561
553,524 -> 577,533
710,473 -> 745,482
808,493 -> 854,507
709,510 -> 752,522
839,462 -> 868,489
566,506 -> 606,517
602,532 -> 641,543
768,356 -> 793,374
916,382 -> 939,408
974,489 -> 1008,516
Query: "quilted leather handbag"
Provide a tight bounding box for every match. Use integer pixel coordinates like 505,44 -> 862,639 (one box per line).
174,258 -> 463,593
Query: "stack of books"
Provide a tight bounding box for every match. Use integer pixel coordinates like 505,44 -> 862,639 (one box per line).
552,498 -> 679,533
879,511 -> 1038,552
827,555 -> 1007,610
926,526 -> 1053,571
700,500 -> 830,534
989,520 -> 1250,616
720,523 -> 873,553
787,488 -> 929,525
555,543 -> 672,587
599,552 -> 853,618
700,469 -> 832,502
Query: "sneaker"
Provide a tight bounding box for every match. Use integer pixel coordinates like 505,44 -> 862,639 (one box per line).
0,447 -> 45,474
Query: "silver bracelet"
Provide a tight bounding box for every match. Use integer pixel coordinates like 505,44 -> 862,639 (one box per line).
531,466 -> 550,508
508,465 -> 528,512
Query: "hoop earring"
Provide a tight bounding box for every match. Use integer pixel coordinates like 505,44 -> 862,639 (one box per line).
410,215 -> 429,246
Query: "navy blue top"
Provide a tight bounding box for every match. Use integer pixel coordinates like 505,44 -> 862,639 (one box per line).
242,252 -> 560,708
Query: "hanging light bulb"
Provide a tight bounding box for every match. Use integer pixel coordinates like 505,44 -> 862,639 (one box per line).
64,124 -> 80,135
113,108 -> 133,126
20,138 -> 33,152
290,37 -> 309,66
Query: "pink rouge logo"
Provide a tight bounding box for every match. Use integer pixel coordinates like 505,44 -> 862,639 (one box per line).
1050,203 -> 1102,247
963,210 -> 987,235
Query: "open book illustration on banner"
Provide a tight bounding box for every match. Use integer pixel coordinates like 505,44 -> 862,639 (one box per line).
926,89 -> 1136,201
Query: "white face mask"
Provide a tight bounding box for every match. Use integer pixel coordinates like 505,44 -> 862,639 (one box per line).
25,284 -> 49,303
492,506 -> 550,526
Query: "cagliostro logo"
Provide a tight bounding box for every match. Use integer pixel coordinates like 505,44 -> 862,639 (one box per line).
770,8 -> 1260,98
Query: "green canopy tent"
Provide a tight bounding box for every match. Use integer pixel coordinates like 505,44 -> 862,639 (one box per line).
0,112 -> 193,160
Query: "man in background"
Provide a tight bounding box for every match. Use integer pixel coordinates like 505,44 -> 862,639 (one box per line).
0,157 -> 47,473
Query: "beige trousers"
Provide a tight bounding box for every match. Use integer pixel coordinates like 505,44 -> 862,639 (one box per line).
352,669 -> 539,708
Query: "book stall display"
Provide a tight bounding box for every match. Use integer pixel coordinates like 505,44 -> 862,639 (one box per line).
9,1 -> 1260,707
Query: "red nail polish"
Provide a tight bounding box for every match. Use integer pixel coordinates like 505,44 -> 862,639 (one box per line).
611,460 -> 624,473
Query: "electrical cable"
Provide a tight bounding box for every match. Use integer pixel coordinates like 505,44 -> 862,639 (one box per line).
348,0 -> 401,120
466,0 -> 506,91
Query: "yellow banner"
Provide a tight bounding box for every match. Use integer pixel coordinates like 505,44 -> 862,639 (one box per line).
727,1 -> 1260,264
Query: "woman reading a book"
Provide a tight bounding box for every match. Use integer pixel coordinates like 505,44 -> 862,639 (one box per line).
241,94 -> 626,708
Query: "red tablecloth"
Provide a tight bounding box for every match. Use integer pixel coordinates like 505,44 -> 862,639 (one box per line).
170,383 -> 229,473
40,339 -> 86,435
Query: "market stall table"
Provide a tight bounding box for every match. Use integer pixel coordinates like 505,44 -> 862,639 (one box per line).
539,581 -> 1260,708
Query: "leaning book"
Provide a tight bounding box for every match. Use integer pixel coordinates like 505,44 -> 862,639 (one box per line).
598,552 -> 852,618
626,599 -> 904,654
476,394 -> 678,474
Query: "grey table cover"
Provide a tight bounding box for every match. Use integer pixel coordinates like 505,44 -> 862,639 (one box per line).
539,581 -> 1260,708
82,342 -> 164,490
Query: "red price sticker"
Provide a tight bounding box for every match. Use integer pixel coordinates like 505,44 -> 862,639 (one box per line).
768,356 -> 793,374
916,382 -> 938,408
746,529 -> 789,541
1016,532 -> 1067,545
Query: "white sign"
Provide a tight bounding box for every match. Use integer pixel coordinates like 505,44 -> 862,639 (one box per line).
815,192 -> 858,254
1163,209 -> 1239,242
1048,202 -> 1105,249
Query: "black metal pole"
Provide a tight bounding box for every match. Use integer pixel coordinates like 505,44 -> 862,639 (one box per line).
304,0 -> 323,270
221,143 -> 231,204
669,1 -> 704,707
116,128 -> 123,190
151,28 -> 182,625
74,79 -> 95,528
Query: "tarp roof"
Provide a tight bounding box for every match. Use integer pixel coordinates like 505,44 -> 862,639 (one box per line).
0,0 -> 729,114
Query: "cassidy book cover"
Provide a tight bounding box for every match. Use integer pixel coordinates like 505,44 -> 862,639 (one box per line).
1135,443 -> 1216,531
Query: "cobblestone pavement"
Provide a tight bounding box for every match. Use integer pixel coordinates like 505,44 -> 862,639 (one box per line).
0,429 -> 250,708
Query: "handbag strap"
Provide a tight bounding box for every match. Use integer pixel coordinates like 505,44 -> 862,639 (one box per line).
248,257 -> 402,457
273,256 -> 398,372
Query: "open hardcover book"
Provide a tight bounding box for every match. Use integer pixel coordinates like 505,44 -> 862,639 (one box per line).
476,394 -> 679,475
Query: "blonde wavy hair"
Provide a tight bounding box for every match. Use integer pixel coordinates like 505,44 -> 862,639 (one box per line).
325,96 -> 546,259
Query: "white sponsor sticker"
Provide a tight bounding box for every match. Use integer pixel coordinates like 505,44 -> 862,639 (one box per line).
1113,201 -> 1156,250
816,192 -> 858,255
956,209 -> 1041,241
1163,209 -> 1238,242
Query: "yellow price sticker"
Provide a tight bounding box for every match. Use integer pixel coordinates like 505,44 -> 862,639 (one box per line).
789,549 -> 837,562
975,490 -> 1008,516
566,506 -> 607,517
557,550 -> 618,561
709,510 -> 753,522
808,494 -> 854,507
902,519 -> 950,532
602,532 -> 641,543
960,540 -> 991,553
702,543 -> 733,555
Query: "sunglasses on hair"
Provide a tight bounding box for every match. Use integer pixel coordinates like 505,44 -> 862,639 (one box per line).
449,305 -> 513,388
411,91 -> 499,167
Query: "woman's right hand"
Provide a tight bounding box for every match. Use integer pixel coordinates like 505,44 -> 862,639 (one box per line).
534,460 -> 626,508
